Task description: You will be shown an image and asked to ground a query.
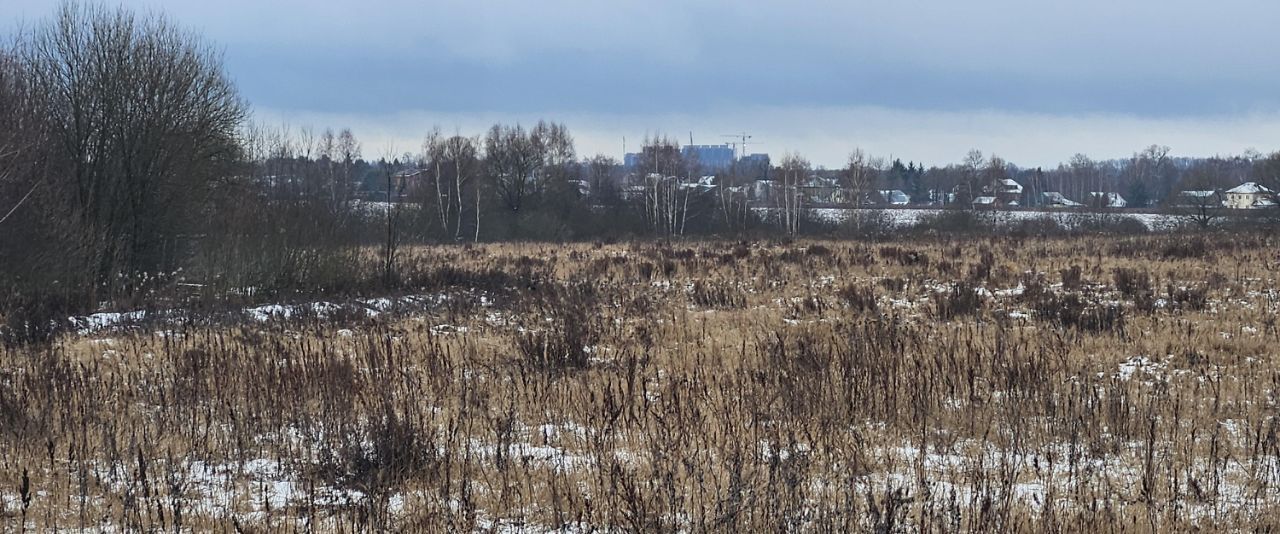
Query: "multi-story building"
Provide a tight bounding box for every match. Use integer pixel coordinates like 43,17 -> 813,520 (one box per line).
1224,182 -> 1276,209
681,144 -> 736,171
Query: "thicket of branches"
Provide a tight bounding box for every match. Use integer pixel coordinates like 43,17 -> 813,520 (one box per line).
4,3 -> 1280,341
0,4 -> 246,338
0,5 -> 738,335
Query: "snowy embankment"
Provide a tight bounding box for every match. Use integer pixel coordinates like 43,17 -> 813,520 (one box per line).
755,207 -> 1185,232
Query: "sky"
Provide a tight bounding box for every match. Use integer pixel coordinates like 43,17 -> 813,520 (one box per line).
5,0 -> 1280,168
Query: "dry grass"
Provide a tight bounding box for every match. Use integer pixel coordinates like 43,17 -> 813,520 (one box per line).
3,234 -> 1280,531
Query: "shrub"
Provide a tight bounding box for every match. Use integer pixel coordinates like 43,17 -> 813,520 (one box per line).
1161,236 -> 1209,260
0,290 -> 78,345
967,249 -> 997,282
1112,267 -> 1152,299
878,247 -> 930,268
805,244 -> 833,257
1167,284 -> 1209,311
515,283 -> 598,372
689,280 -> 747,309
1032,293 -> 1127,335
837,210 -> 895,240
879,277 -> 907,293
910,209 -> 992,235
1060,265 -> 1084,291
931,282 -> 984,320
837,283 -> 879,313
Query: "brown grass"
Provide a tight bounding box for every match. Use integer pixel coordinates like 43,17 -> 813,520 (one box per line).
2,234 -> 1280,531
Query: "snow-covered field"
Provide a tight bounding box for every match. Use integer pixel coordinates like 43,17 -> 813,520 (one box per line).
756,207 -> 1185,231
10,238 -> 1280,531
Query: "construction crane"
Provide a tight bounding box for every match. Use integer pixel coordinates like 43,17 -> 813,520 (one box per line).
721,132 -> 756,160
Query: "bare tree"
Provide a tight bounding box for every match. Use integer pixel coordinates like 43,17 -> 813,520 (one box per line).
18,3 -> 246,299
585,154 -> 620,206
777,152 -> 809,236
1068,154 -> 1099,207
636,136 -> 691,237
1251,152 -> 1280,223
443,133 -> 480,240
957,150 -> 985,206
844,148 -> 873,207
381,150 -> 405,285
1176,191 -> 1225,228
1167,159 -> 1230,228
485,123 -> 542,214
984,155 -> 1009,197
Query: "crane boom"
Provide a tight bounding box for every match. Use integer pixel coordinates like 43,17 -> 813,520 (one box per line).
720,132 -> 755,160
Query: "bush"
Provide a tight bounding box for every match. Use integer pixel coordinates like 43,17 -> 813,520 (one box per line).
1167,284 -> 1209,311
1112,267 -> 1152,299
836,210 -> 895,240
0,290 -> 78,345
967,249 -> 997,282
1031,292 -> 1127,335
931,282 -> 984,320
515,283 -> 599,372
837,283 -> 879,313
689,280 -> 747,309
878,247 -> 930,268
1060,265 -> 1084,291
910,209 -> 992,235
1161,236 -> 1209,259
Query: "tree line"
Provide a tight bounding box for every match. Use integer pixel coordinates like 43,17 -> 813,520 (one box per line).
3,3 -> 1280,336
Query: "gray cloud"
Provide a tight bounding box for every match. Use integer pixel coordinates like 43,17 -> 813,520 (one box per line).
6,0 -> 1280,165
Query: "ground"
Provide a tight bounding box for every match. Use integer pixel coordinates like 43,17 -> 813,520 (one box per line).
2,235 -> 1280,532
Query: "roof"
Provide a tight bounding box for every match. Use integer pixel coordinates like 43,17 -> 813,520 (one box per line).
803,176 -> 839,188
878,190 -> 910,204
998,179 -> 1024,194
1227,182 -> 1273,194
1180,190 -> 1218,198
1089,192 -> 1128,208
1042,191 -> 1083,207
972,196 -> 997,205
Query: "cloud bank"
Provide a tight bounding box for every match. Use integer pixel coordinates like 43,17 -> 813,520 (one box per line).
6,0 -> 1280,166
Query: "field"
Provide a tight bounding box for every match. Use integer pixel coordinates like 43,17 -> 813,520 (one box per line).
3,234 -> 1280,532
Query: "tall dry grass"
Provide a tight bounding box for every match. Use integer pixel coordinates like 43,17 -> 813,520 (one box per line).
1,234 -> 1279,531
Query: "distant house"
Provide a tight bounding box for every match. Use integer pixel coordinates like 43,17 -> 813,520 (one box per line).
752,178 -> 774,202
1088,192 -> 1128,208
1177,190 -> 1222,207
567,179 -> 591,197
994,179 -> 1024,205
620,184 -> 647,201
972,196 -> 998,209
1224,182 -> 1276,209
1041,192 -> 1082,208
799,176 -> 842,204
876,190 -> 910,206
676,175 -> 718,192
386,169 -> 430,198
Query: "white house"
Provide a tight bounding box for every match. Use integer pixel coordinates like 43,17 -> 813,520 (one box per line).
877,190 -> 910,206
1224,182 -> 1275,209
1088,192 -> 1128,208
972,196 -> 998,208
995,179 -> 1024,204
1042,191 -> 1083,208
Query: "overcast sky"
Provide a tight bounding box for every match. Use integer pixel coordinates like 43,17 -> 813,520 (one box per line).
5,0 -> 1280,167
